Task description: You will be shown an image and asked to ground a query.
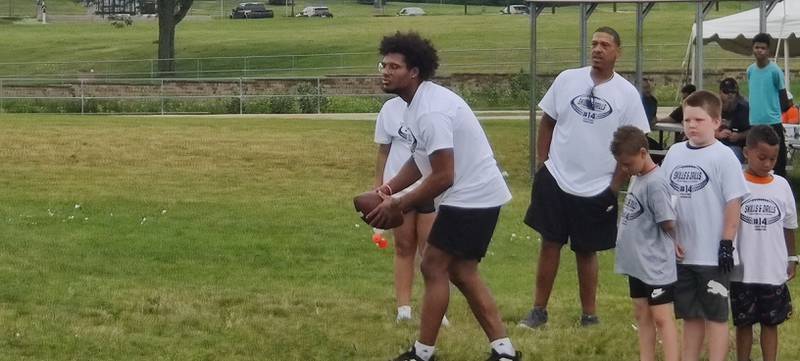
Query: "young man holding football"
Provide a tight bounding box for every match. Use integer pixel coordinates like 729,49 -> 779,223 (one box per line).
366,31 -> 519,361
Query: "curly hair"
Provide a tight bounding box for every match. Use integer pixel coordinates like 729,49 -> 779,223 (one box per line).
746,125 -> 780,147
610,125 -> 648,157
379,31 -> 439,80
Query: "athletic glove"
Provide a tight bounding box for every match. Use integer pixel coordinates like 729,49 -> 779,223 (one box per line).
718,239 -> 734,274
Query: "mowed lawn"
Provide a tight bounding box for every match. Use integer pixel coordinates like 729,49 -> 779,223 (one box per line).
0,114 -> 798,360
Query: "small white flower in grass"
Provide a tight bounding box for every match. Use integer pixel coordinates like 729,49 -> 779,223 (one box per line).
631,324 -> 638,331
110,213 -> 113,217
15,332 -> 20,337
74,204 -> 81,209
354,224 -> 360,228
84,217 -> 89,221
161,209 -> 167,214
511,233 -> 516,238
47,209 -> 54,216
140,217 -> 147,224
501,171 -> 509,178
67,215 -> 74,220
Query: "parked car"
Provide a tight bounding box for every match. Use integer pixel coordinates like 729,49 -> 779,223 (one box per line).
397,7 -> 425,16
295,6 -> 333,17
500,4 -> 529,15
230,3 -> 274,19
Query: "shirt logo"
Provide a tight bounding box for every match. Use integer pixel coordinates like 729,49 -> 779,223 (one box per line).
740,198 -> 782,231
668,165 -> 710,197
397,123 -> 417,153
651,288 -> 665,299
706,280 -> 729,298
621,194 -> 644,224
569,95 -> 613,124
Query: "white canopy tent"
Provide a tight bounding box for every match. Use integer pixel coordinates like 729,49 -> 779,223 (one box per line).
688,0 -> 800,83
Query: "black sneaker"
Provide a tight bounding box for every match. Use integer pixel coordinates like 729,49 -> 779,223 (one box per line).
580,314 -> 599,327
486,349 -> 522,361
392,347 -> 435,361
518,308 -> 547,329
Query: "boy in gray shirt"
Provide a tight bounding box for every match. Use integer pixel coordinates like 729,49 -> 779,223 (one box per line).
611,126 -> 682,361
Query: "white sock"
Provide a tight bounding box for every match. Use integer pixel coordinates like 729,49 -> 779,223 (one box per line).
396,305 -> 412,321
490,337 -> 515,356
413,340 -> 435,361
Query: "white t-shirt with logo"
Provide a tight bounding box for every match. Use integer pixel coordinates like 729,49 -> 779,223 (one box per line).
403,81 -> 512,208
541,66 -> 650,197
615,167 -> 678,286
374,97 -> 422,196
732,175 -> 797,285
661,141 -> 749,266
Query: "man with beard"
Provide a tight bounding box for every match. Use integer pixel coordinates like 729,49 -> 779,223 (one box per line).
366,31 -> 519,361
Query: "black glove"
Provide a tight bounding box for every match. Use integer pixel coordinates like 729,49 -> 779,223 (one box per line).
718,239 -> 734,274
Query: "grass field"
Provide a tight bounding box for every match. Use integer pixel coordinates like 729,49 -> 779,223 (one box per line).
0,113 -> 798,360
0,0 -> 791,79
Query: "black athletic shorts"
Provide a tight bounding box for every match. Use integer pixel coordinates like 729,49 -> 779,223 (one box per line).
674,265 -> 730,322
731,282 -> 793,327
413,200 -> 436,214
524,166 -> 618,252
629,276 -> 675,305
428,205 -> 501,261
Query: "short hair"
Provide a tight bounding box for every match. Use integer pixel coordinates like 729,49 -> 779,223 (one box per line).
610,125 -> 649,156
683,90 -> 721,119
746,125 -> 780,147
595,26 -> 621,47
681,84 -> 697,95
379,31 -> 439,80
753,32 -> 772,47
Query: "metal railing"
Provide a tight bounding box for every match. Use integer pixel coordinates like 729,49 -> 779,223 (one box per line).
0,44 -> 784,80
0,76 -> 396,115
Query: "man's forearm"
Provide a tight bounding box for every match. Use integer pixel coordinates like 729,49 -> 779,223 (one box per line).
385,157 -> 422,194
536,114 -> 556,168
374,144 -> 390,188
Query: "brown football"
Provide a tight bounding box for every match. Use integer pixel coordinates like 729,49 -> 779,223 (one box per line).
353,191 -> 404,229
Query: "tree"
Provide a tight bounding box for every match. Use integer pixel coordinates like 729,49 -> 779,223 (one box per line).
158,0 -> 194,76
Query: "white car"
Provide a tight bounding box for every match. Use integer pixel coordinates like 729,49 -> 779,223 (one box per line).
501,4 -> 529,15
398,7 -> 425,16
296,6 -> 333,17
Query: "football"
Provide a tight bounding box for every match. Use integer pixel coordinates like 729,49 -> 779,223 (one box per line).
353,191 -> 403,229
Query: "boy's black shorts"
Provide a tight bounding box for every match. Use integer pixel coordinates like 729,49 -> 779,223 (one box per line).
674,265 -> 730,322
629,276 -> 675,306
524,166 -> 617,252
731,282 -> 793,327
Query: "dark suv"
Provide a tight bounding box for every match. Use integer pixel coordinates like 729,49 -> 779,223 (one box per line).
230,3 -> 274,19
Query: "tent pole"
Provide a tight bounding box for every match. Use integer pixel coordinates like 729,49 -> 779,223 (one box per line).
785,40 -> 790,86
694,1 -> 704,89
529,2 -> 541,182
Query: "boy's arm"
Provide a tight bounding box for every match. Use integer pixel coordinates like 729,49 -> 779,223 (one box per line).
780,89 -> 792,113
786,228 -> 797,281
609,163 -> 629,195
722,197 -> 742,241
659,219 -> 684,260
718,197 -> 742,273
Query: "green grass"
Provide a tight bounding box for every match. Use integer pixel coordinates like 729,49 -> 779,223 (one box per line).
0,113 -> 799,360
0,0 -> 794,78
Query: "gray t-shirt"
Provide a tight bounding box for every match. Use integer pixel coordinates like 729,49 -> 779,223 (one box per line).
615,167 -> 678,286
